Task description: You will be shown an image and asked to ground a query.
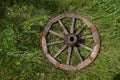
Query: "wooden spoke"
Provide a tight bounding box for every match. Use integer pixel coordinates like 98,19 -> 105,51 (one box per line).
47,40 -> 64,46
49,30 -> 64,38
79,43 -> 93,51
74,47 -> 83,62
66,47 -> 72,65
54,45 -> 67,58
70,18 -> 75,33
80,35 -> 93,39
76,24 -> 86,35
58,20 -> 69,34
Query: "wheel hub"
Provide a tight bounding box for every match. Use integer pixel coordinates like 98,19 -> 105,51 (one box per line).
64,33 -> 78,47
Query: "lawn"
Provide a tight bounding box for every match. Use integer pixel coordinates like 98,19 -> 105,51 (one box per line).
0,0 -> 120,80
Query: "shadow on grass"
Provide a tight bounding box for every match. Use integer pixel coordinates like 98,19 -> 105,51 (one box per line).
0,0 -> 61,16
113,74 -> 120,80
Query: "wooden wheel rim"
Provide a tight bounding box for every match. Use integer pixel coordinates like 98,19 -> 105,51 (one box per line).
41,13 -> 100,71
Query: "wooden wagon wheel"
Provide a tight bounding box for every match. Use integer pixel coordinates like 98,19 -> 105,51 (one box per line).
41,13 -> 100,71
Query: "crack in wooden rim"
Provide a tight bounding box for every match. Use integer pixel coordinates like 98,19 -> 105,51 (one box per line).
41,13 -> 100,71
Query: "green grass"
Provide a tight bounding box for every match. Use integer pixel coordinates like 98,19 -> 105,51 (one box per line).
0,0 -> 120,80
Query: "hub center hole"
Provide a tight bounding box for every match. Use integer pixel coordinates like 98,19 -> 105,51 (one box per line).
70,37 -> 74,42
